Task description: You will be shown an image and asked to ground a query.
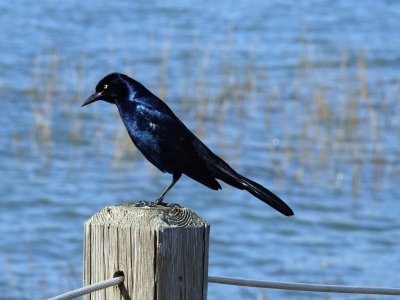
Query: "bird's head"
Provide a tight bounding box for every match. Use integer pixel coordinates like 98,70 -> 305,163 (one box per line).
82,72 -> 132,107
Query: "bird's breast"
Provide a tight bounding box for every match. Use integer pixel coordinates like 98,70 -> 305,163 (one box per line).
116,102 -> 178,173
119,109 -> 162,155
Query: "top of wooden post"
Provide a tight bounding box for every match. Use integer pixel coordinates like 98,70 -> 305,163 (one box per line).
84,203 -> 210,300
85,203 -> 209,229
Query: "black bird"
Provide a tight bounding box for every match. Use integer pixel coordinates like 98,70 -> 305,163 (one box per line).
82,73 -> 294,216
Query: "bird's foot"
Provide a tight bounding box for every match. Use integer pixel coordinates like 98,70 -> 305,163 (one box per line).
154,196 -> 181,207
132,200 -> 156,207
132,200 -> 181,208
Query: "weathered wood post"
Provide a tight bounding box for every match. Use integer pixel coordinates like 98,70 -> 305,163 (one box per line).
84,204 -> 210,300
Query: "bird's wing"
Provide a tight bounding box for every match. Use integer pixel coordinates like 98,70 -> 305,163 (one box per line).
142,103 -> 222,190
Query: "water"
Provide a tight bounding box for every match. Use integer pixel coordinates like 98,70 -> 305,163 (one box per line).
1,1 -> 400,299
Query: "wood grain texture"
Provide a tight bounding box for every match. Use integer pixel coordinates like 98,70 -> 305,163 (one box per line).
84,204 -> 210,300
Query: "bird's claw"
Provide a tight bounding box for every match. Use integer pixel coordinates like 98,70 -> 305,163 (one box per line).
155,197 -> 181,208
131,200 -> 181,208
133,200 -> 155,207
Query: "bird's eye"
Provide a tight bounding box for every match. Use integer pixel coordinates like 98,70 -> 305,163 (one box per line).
103,84 -> 108,90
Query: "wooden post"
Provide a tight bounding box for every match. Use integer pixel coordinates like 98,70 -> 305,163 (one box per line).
84,204 -> 210,300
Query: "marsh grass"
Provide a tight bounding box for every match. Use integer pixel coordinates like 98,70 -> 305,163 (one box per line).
25,49 -> 59,158
21,38 -> 399,198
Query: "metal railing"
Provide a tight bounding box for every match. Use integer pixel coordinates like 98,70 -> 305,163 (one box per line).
48,274 -> 400,300
48,276 -> 125,300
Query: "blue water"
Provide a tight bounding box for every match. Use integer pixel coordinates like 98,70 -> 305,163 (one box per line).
1,1 -> 400,299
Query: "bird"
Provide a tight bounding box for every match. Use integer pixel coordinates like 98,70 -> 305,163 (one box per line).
82,73 -> 294,216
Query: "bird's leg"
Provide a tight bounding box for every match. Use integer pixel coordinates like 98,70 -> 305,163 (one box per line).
155,172 -> 182,205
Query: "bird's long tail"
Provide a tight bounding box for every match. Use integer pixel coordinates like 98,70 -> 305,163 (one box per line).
238,175 -> 294,216
216,169 -> 294,216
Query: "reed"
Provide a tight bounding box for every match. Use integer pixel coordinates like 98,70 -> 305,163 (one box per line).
22,38 -> 399,197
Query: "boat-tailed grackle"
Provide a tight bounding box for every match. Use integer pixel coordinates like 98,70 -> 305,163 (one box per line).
82,73 -> 294,216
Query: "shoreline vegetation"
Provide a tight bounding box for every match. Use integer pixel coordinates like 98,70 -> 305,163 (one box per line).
9,37 -> 398,200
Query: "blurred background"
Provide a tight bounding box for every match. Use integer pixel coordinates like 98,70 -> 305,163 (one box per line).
1,0 -> 400,299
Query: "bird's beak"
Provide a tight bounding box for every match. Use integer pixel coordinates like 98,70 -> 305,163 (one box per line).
82,91 -> 103,107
